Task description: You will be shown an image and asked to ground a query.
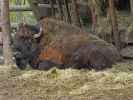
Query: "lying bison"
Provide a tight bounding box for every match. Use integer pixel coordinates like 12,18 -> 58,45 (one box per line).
14,18 -> 121,70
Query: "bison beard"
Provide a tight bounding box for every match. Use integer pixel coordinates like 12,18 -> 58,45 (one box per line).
14,38 -> 39,69
13,23 -> 41,69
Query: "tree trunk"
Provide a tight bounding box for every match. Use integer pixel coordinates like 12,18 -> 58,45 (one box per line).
56,0 -> 64,20
89,0 -> 97,33
16,0 -> 22,23
108,0 -> 120,50
28,0 -> 41,20
1,0 -> 14,65
71,0 -> 82,27
49,0 -> 55,17
130,0 -> 133,16
64,0 -> 71,23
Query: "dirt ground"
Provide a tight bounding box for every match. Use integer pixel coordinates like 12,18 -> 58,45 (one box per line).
0,62 -> 133,100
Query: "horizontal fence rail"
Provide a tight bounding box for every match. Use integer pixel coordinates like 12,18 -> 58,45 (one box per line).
10,5 -> 32,11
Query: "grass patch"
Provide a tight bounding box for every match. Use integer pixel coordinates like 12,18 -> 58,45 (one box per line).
0,62 -> 133,100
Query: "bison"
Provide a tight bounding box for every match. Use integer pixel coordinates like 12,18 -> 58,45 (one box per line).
14,18 -> 121,70
32,33 -> 121,70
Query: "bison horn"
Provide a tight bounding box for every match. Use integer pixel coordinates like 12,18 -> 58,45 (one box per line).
33,27 -> 43,39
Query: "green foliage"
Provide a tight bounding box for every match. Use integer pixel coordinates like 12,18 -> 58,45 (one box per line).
96,11 -> 132,35
10,0 -> 29,5
96,16 -> 112,34
10,0 -> 37,25
88,0 -> 108,16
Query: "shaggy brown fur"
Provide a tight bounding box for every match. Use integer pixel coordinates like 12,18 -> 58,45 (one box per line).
14,18 -> 121,70
31,18 -> 121,70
